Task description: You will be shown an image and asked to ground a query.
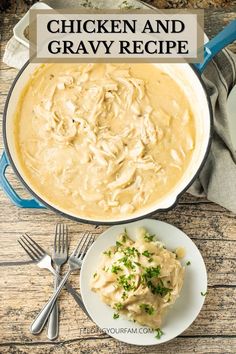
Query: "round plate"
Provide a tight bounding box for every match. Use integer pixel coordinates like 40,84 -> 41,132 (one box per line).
80,219 -> 207,345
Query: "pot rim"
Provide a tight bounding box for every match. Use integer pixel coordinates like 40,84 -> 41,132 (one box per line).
2,60 -> 213,225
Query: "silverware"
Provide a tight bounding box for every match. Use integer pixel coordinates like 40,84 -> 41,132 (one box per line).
18,233 -> 90,322
30,231 -> 93,335
47,223 -> 68,341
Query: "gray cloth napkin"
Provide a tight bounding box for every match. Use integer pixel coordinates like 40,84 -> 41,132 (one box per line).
188,48 -> 236,213
2,1 -> 236,213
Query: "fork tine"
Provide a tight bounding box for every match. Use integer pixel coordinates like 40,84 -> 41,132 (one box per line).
54,224 -> 59,252
21,235 -> 43,259
59,223 -> 62,252
65,224 -> 68,252
77,233 -> 94,259
62,224 -> 65,252
24,233 -> 45,256
18,237 -> 39,260
63,224 -> 68,253
72,231 -> 89,256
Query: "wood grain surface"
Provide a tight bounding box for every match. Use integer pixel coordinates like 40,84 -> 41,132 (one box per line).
0,2 -> 236,353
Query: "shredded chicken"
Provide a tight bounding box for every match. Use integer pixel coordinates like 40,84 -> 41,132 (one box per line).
15,63 -> 195,219
91,227 -> 185,329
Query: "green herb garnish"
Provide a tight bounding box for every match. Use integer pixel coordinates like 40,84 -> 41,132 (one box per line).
139,303 -> 155,315
142,267 -> 171,297
123,246 -> 140,257
111,264 -> 122,274
116,241 -> 122,248
121,292 -> 128,300
118,274 -> 136,291
118,256 -> 135,270
201,291 -> 207,296
142,266 -> 161,280
144,232 -> 155,242
121,228 -> 128,242
142,250 -> 154,258
155,328 -> 164,339
186,261 -> 191,266
114,302 -> 123,311
151,279 -> 171,297
113,313 -> 119,319
103,250 -> 112,257
93,272 -> 97,278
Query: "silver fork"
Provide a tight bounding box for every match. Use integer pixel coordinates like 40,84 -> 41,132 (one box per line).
47,224 -> 68,341
30,232 -> 94,335
18,233 -> 91,321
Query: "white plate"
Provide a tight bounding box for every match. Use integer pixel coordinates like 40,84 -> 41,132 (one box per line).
80,219 -> 207,346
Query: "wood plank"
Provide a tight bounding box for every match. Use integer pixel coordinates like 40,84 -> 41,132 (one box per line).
0,262 -> 235,340
0,211 -> 235,285
0,334 -> 235,353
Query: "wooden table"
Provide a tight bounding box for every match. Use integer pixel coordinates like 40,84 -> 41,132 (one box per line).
0,2 -> 235,353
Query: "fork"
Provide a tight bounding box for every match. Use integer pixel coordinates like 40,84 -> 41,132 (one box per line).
30,232 -> 94,335
47,223 -> 68,341
18,233 -> 90,320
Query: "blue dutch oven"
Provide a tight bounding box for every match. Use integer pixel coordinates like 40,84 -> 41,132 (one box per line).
0,20 -> 236,224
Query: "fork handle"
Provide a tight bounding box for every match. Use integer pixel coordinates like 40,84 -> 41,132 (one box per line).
30,269 -> 71,335
48,266 -> 89,317
47,264 -> 60,340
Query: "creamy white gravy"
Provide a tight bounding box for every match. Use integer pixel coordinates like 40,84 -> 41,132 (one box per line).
14,63 -> 195,219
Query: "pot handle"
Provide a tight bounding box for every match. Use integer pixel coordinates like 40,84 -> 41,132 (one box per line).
194,20 -> 236,73
0,151 -> 44,208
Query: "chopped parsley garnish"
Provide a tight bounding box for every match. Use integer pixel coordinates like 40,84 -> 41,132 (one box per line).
142,266 -> 171,297
201,291 -> 207,296
111,264 -> 122,274
93,272 -> 97,278
144,232 -> 155,242
139,303 -> 155,315
121,292 -> 128,300
118,274 -> 136,292
113,313 -> 119,319
151,279 -> 171,297
114,302 -> 123,311
103,250 -> 112,257
118,256 -> 135,270
142,250 -> 154,258
142,266 -> 161,280
116,241 -> 122,248
123,246 -> 140,257
102,266 -> 109,272
121,228 -> 128,242
155,328 -> 164,339
186,261 -> 191,266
